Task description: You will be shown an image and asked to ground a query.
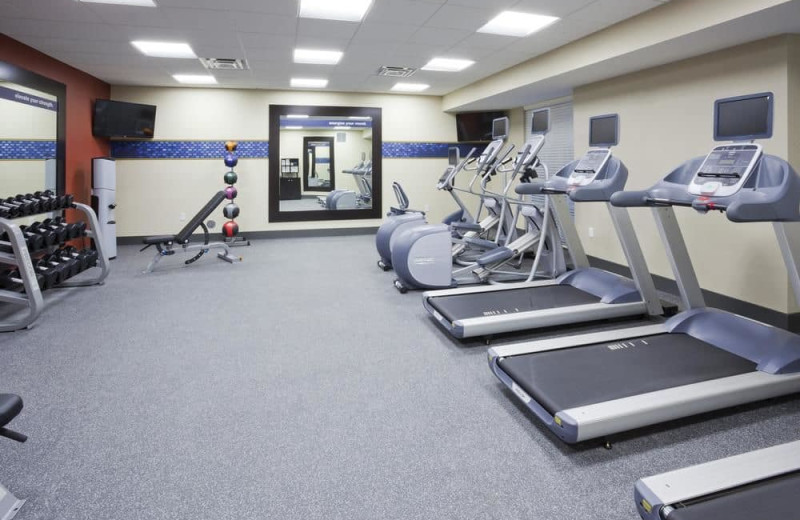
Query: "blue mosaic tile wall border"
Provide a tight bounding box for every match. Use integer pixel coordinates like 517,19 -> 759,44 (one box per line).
111,140 -> 269,159
0,140 -> 57,160
110,140 -> 486,160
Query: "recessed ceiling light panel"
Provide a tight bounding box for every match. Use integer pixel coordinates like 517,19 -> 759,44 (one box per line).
421,58 -> 475,72
132,41 -> 196,59
293,49 -> 343,65
391,83 -> 429,92
77,0 -> 156,6
173,74 -> 217,85
291,78 -> 329,88
478,11 -> 559,37
299,0 -> 372,22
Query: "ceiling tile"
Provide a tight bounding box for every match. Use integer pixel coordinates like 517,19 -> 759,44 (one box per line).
3,0 -> 104,23
510,0 -> 595,17
160,7 -> 235,31
158,0 -> 299,16
230,12 -> 297,35
422,4 -> 496,31
410,26 -> 471,46
366,1 -> 443,25
297,19 -> 360,40
352,22 -> 420,43
87,4 -> 173,27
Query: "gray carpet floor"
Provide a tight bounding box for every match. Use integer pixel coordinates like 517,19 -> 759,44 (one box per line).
1,234 -> 799,520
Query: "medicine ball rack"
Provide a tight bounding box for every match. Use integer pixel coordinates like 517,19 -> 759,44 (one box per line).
0,195 -> 110,332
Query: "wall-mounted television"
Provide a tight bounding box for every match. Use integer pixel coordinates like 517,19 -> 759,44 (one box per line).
93,99 -> 157,138
456,111 -> 508,142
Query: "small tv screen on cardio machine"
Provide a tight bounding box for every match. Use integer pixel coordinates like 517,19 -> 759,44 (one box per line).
714,92 -> 773,141
448,147 -> 459,166
589,114 -> 618,147
531,109 -> 549,134
492,117 -> 509,140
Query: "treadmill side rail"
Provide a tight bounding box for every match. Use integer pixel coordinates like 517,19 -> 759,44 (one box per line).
422,278 -> 559,299
455,301 -> 649,338
560,371 -> 800,443
489,323 -> 667,359
634,440 -> 800,520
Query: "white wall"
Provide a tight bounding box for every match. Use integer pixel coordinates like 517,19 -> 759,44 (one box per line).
110,87 -> 460,235
573,36 -> 793,312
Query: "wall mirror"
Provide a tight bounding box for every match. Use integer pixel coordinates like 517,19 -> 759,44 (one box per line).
0,60 -> 66,204
268,104 -> 382,222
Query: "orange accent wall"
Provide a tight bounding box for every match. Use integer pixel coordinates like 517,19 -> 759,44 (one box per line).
0,34 -> 110,205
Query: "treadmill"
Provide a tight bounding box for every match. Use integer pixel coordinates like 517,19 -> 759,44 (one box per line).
423,114 -> 664,338
488,92 -> 800,444
634,440 -> 800,520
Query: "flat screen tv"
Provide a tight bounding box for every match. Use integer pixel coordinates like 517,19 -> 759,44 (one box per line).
93,99 -> 157,138
456,111 -> 507,142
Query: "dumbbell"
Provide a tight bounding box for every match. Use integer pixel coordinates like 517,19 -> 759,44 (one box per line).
33,190 -> 61,210
11,195 -> 43,214
0,268 -> 46,291
32,258 -> 66,289
0,199 -> 27,217
9,227 -> 47,251
54,246 -> 92,272
14,193 -> 50,212
61,194 -> 75,209
47,217 -> 85,240
0,230 -> 39,253
46,251 -> 81,279
7,196 -> 40,216
38,219 -> 70,244
0,206 -> 11,219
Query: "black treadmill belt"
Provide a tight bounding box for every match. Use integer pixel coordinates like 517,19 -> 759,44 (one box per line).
429,285 -> 600,323
498,333 -> 756,414
667,471 -> 800,520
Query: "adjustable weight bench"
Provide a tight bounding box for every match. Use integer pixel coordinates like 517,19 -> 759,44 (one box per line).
0,393 -> 26,519
140,191 -> 241,273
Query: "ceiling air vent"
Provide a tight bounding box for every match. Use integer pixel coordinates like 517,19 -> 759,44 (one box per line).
200,58 -> 249,70
376,66 -> 416,78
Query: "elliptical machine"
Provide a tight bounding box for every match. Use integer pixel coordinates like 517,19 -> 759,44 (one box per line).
391,118 -> 564,293
375,147 -> 477,271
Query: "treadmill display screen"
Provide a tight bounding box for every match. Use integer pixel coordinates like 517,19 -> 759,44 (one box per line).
714,92 -> 773,141
589,114 -> 619,147
689,144 -> 762,196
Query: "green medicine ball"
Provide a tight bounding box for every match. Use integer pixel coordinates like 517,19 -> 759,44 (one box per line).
224,171 -> 238,185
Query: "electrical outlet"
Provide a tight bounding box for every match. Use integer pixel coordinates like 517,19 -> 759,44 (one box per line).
588,227 -> 595,238
179,212 -> 186,221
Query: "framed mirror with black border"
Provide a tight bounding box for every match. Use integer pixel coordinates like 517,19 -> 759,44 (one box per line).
0,60 -> 66,198
268,104 -> 381,222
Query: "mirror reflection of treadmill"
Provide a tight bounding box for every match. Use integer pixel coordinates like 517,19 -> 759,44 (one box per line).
488,91 -> 800,447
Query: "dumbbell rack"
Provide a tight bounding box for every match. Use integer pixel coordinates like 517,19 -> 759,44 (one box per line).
0,201 -> 110,332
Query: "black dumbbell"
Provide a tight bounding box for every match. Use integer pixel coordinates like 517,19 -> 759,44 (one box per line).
57,246 -> 90,272
39,219 -> 69,244
61,194 -> 75,209
33,190 -> 60,210
16,193 -> 51,212
12,195 -> 42,214
12,226 -> 47,251
0,199 -> 26,217
32,259 -> 64,289
46,251 -> 80,279
0,206 -> 11,219
0,268 -> 46,291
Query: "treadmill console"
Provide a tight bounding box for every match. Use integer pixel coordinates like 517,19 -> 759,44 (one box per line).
568,148 -> 611,186
688,143 -> 762,197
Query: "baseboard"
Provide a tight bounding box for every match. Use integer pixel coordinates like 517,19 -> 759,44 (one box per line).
118,226 -> 378,245
589,255 -> 800,332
